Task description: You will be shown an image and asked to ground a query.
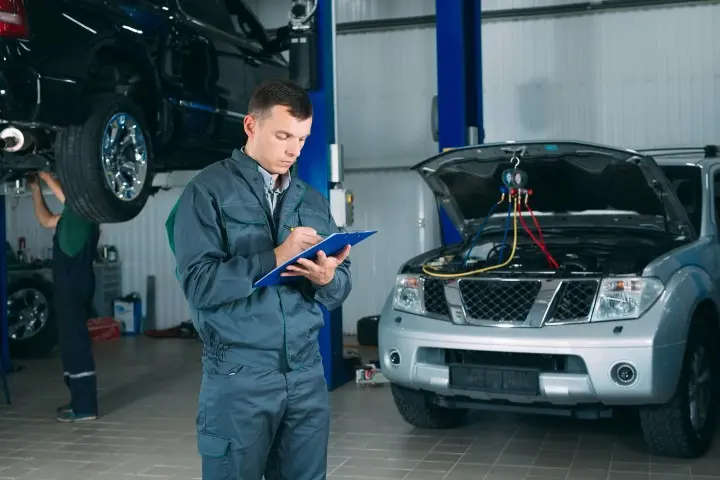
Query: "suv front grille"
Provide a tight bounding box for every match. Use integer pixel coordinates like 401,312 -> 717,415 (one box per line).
421,277 -> 599,326
550,280 -> 599,322
459,280 -> 541,322
423,278 -> 449,316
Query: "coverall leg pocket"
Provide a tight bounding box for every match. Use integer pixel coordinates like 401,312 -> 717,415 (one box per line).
198,432 -> 232,480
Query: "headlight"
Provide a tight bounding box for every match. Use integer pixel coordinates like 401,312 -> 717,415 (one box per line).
393,274 -> 424,315
591,277 -> 664,322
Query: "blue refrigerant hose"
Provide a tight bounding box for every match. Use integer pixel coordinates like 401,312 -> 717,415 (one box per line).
462,201 -> 500,266
497,197 -> 513,264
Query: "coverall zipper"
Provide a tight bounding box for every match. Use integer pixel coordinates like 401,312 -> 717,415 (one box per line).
268,200 -> 290,369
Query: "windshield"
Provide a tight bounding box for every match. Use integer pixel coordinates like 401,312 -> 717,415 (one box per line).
660,165 -> 702,234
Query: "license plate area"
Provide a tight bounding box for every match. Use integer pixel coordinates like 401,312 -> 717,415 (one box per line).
448,365 -> 540,396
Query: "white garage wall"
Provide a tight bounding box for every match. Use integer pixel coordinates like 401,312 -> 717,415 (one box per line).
335,2 -> 720,163
6,2 -> 720,333
341,170 -> 440,334
482,3 -> 720,146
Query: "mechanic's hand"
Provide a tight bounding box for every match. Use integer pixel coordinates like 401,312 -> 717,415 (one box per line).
281,245 -> 351,286
274,226 -> 323,267
37,171 -> 54,183
26,174 -> 39,190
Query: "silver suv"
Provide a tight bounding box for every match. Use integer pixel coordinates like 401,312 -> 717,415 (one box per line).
378,141 -> 720,458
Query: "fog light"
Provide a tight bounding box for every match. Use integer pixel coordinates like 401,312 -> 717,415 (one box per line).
610,362 -> 637,386
388,349 -> 401,367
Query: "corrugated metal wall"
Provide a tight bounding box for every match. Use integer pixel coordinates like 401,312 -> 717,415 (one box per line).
338,1 -> 720,165
7,1 -> 720,332
483,3 -> 720,146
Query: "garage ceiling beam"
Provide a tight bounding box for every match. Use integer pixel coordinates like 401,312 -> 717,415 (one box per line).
336,0 -> 717,35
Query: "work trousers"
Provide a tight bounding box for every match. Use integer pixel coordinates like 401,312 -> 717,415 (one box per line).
55,284 -> 98,415
197,358 -> 330,480
52,224 -> 99,416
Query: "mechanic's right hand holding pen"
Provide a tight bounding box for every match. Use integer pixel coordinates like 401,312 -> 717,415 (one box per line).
274,226 -> 324,267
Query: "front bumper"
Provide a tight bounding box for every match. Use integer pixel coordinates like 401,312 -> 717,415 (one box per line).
378,298 -> 685,408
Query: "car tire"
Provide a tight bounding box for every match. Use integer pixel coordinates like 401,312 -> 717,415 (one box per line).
55,93 -> 153,223
639,316 -> 718,458
391,383 -> 468,429
6,276 -> 57,359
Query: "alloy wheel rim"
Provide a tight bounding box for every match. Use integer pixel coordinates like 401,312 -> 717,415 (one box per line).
100,112 -> 148,202
7,288 -> 49,341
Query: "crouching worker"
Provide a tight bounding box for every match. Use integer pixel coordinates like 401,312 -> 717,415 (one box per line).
167,79 -> 352,479
28,172 -> 100,422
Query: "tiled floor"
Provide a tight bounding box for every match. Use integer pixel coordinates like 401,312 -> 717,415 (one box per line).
2,337 -> 720,480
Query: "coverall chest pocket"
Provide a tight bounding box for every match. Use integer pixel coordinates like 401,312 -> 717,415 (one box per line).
221,203 -> 271,256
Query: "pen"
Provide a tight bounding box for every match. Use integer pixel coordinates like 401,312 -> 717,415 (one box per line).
286,226 -> 331,236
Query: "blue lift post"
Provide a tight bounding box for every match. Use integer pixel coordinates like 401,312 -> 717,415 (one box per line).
295,0 -> 347,390
0,195 -> 10,376
435,0 -> 484,246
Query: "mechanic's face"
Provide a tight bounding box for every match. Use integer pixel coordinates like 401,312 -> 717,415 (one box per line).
244,106 -> 312,176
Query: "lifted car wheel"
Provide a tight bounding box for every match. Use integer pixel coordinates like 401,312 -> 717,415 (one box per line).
55,93 -> 153,223
639,317 -> 717,458
391,384 -> 468,429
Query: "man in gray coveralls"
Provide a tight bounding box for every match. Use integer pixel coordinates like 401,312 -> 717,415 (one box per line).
170,79 -> 352,480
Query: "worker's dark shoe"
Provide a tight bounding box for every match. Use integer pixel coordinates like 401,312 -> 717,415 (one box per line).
56,411 -> 97,423
56,403 -> 72,414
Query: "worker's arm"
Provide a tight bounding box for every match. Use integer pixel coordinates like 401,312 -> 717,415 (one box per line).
172,181 -> 277,310
38,171 -> 65,204
28,176 -> 60,229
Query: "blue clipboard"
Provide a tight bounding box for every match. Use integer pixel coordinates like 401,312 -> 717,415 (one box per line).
253,230 -> 377,288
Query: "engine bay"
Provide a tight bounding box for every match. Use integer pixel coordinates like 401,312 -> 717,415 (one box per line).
416,234 -> 677,278
412,147 -> 695,280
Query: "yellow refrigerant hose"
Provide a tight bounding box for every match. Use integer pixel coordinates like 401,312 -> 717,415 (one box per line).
422,193 -> 520,278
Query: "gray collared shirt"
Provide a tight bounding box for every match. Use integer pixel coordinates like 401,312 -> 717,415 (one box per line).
258,164 -> 290,213
241,146 -> 291,213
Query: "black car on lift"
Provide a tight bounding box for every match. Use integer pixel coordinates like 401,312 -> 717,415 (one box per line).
0,0 -> 290,223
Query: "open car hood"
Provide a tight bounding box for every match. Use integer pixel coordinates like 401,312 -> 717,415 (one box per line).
413,141 -> 695,239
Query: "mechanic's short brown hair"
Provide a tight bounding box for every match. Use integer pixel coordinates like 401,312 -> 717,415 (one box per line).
248,79 -> 313,120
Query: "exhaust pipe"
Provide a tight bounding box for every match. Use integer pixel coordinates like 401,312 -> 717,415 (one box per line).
0,126 -> 33,152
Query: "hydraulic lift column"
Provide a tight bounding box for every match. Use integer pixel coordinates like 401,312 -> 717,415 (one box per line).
288,0 -> 350,390
0,192 -> 11,403
435,0 -> 484,245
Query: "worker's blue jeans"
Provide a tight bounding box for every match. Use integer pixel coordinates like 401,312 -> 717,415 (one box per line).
197,358 -> 330,480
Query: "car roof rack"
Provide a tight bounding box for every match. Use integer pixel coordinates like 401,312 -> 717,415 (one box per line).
635,145 -> 719,159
